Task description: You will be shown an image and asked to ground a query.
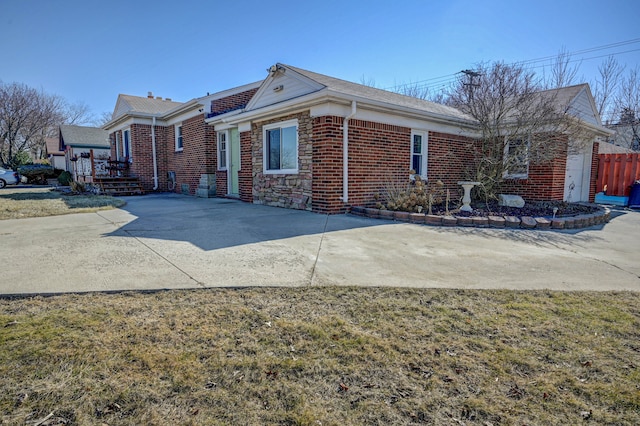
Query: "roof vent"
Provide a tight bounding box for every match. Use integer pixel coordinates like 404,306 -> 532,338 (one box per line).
156,96 -> 162,100
148,91 -> 153,98
165,98 -> 171,101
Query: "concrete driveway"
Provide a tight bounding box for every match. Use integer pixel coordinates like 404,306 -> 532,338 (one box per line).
1,193 -> 638,295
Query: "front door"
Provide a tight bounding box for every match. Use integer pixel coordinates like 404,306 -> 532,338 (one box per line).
229,128 -> 240,197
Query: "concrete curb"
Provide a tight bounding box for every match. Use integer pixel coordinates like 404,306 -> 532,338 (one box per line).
349,205 -> 611,231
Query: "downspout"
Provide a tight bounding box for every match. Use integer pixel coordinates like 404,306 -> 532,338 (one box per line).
151,116 -> 158,190
342,101 -> 357,203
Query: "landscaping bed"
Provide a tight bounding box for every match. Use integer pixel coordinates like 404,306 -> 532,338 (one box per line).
351,202 -> 609,230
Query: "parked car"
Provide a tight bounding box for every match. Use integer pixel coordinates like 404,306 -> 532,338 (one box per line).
0,167 -> 20,188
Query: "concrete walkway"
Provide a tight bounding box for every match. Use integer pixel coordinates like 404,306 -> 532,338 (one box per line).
1,193 -> 638,295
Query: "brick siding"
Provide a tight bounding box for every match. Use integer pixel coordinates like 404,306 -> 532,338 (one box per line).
165,115 -> 215,195
499,138 -> 568,201
312,117 -> 413,213
211,88 -> 259,116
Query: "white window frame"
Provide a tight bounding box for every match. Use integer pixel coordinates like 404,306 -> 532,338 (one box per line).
123,128 -> 132,161
175,124 -> 184,152
503,137 -> 530,179
263,119 -> 299,174
410,130 -> 428,179
217,130 -> 228,171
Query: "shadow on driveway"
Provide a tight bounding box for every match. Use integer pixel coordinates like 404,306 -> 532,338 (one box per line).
104,194 -> 385,251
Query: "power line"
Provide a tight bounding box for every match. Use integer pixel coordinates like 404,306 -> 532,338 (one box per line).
385,37 -> 640,93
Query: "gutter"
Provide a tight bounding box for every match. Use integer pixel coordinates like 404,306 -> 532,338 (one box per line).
151,116 -> 158,190
341,101 -> 357,203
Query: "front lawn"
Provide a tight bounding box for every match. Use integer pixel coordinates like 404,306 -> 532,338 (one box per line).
0,187 -> 125,220
1,287 -> 638,425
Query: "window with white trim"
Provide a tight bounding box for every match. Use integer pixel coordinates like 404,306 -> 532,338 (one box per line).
217,131 -> 227,170
123,128 -> 132,161
411,131 -> 428,178
503,137 -> 529,179
175,124 -> 183,151
264,119 -> 298,174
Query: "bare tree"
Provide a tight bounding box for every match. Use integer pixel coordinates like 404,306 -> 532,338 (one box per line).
359,75 -> 377,87
393,81 -> 448,103
0,81 -> 99,167
0,82 -> 66,168
544,47 -> 582,89
592,56 -> 624,124
93,111 -> 114,127
63,100 -> 95,126
610,67 -> 640,150
446,61 -> 587,200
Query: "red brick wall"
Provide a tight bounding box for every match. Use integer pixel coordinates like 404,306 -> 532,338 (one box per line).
500,139 -> 568,201
252,112 -> 313,210
428,131 -> 475,201
311,116 -> 344,213
130,124 -> 158,190
310,119 -> 473,213
109,116 -> 214,194
211,88 -> 259,116
239,130 -> 253,202
165,115 -> 214,195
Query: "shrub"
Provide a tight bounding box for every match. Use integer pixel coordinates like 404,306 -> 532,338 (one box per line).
17,164 -> 55,184
69,181 -> 86,193
57,171 -> 73,186
379,171 -> 447,213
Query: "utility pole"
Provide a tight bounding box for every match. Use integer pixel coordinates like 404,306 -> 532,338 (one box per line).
461,69 -> 481,100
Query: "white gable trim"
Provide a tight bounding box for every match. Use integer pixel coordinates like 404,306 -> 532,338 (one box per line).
245,64 -> 325,111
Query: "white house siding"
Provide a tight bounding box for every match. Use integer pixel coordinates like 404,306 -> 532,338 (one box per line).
569,89 -> 599,127
249,71 -> 323,111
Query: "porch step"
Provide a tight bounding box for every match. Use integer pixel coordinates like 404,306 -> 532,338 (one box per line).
95,177 -> 145,196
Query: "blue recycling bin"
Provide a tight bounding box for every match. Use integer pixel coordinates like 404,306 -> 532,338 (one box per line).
629,181 -> 640,209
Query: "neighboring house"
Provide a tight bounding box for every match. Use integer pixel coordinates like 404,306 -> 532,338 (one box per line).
606,124 -> 640,152
598,141 -> 637,154
44,137 -> 65,169
59,125 -> 110,182
104,64 -> 612,213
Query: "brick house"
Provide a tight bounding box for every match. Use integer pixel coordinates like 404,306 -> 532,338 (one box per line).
104,64 -> 611,213
102,83 -> 259,196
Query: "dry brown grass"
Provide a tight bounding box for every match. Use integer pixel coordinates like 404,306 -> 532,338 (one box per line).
0,287 -> 639,425
0,187 -> 125,220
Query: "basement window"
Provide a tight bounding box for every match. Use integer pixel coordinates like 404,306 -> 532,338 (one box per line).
264,119 -> 298,174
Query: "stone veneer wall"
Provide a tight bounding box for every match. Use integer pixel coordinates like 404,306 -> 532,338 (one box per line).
251,111 -> 313,210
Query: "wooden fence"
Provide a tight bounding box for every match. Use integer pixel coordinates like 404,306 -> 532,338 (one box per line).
596,153 -> 640,196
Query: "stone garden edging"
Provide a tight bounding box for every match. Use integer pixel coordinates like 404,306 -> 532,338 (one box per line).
348,205 -> 611,231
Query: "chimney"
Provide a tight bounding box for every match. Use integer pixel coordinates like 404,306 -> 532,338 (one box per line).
147,91 -> 153,98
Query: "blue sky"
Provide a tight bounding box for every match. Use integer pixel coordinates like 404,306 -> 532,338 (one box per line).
1,0 -> 639,120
